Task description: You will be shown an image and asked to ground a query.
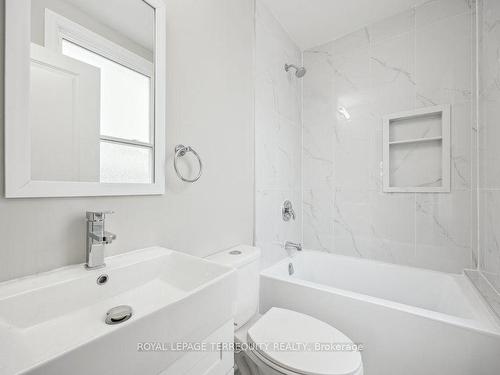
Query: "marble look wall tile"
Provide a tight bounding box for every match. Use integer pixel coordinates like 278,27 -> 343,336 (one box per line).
367,9 -> 415,45
255,49 -> 301,124
303,189 -> 334,235
478,0 -> 500,294
302,2 -> 475,274
310,46 -> 375,145
479,0 -> 500,190
303,230 -> 335,253
415,12 -> 473,106
366,32 -> 417,191
370,32 -> 416,116
365,239 -> 416,267
368,129 -> 384,192
332,190 -> 372,257
415,192 -> 473,272
302,125 -> 334,191
255,0 -> 302,268
255,0 -> 302,125
479,103 -> 500,189
367,192 -> 417,265
302,51 -> 335,129
390,141 -> 443,189
314,28 -> 370,56
480,0 -> 500,102
450,103 -> 473,191
303,189 -> 335,253
255,109 -> 301,191
332,191 -> 416,263
329,48 -> 372,115
333,139 -> 371,190
370,192 -> 416,245
416,0 -> 474,29
479,190 -> 500,279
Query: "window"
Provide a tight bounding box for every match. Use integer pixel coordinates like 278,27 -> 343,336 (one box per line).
46,10 -> 155,183
61,40 -> 153,183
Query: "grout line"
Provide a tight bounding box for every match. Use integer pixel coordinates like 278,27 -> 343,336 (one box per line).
413,5 -> 418,261
474,0 -> 482,271
414,193 -> 417,260
252,0 -> 258,248
300,48 -> 304,245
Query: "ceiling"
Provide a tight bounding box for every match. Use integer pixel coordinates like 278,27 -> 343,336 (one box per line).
260,0 -> 427,50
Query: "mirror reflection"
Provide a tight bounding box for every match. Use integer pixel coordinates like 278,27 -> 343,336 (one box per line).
29,0 -> 155,183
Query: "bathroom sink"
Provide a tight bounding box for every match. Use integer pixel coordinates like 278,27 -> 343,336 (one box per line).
0,247 -> 236,374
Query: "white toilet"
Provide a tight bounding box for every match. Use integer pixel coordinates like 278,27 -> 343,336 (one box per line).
207,246 -> 363,375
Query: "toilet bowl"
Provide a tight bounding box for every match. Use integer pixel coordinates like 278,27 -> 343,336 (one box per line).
206,246 -> 363,375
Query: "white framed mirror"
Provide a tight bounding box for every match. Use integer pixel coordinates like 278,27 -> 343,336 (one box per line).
5,0 -> 166,197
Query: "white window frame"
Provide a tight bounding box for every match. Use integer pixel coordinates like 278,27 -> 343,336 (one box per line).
45,9 -> 155,182
4,0 -> 166,197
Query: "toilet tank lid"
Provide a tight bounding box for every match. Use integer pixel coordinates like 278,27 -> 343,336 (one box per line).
206,245 -> 260,268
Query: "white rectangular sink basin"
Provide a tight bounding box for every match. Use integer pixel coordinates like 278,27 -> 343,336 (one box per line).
0,247 -> 236,375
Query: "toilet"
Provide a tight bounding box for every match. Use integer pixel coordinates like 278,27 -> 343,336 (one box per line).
207,246 -> 363,375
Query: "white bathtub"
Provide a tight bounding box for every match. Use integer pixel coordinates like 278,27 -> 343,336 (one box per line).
260,250 -> 500,375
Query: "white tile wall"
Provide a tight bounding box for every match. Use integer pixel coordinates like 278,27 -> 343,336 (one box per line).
302,0 -> 477,273
255,0 -> 302,268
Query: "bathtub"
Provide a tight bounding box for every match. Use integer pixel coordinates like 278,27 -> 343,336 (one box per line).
259,250 -> 500,375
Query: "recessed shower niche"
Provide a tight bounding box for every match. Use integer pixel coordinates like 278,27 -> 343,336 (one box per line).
383,105 -> 451,193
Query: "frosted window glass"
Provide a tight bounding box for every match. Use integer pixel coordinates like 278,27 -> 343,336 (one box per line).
61,39 -> 151,143
100,142 -> 152,183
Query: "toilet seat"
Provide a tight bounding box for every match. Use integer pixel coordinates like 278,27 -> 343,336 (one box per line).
246,308 -> 362,375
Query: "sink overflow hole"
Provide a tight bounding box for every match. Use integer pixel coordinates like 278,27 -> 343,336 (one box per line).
97,274 -> 109,285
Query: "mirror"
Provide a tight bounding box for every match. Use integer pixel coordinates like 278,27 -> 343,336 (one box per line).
5,0 -> 166,197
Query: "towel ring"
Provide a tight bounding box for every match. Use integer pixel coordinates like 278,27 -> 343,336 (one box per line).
174,144 -> 203,183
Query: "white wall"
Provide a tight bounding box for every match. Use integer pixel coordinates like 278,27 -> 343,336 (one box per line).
0,0 -> 255,282
254,0 -> 302,268
302,0 -> 477,273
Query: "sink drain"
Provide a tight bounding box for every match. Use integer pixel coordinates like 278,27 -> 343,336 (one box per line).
105,305 -> 133,325
96,274 -> 109,285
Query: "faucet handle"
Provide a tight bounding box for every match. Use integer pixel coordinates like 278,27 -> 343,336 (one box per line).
86,211 -> 114,221
282,200 -> 296,221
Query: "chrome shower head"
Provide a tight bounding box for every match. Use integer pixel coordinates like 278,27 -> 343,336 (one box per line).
285,64 -> 307,78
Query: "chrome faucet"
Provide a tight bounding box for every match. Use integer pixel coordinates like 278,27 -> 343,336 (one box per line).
86,211 -> 116,270
285,241 -> 302,253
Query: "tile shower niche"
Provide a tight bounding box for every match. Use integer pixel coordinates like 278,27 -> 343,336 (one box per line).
383,105 -> 451,193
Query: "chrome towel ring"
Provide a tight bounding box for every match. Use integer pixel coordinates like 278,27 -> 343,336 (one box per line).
174,144 -> 203,183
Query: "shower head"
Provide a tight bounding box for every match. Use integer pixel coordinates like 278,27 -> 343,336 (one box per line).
285,64 -> 307,78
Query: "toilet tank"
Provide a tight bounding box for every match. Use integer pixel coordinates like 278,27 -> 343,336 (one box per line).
206,245 -> 260,329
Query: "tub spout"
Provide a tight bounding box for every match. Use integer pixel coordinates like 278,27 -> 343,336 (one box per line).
285,241 -> 302,252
